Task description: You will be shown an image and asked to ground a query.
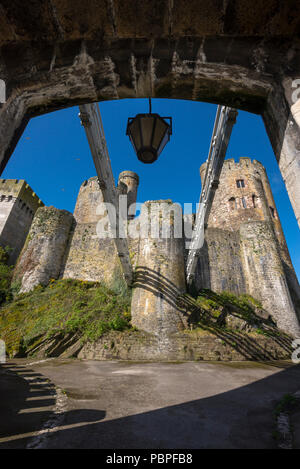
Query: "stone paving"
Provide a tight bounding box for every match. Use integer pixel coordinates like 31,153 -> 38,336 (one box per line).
0,359 -> 300,449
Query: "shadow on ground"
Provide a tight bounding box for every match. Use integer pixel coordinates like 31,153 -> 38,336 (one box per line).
0,362 -> 105,448
134,266 -> 293,360
0,360 -> 300,449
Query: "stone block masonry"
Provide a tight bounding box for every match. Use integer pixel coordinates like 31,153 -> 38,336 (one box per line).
131,201 -> 187,337
13,206 -> 73,293
7,158 -> 300,339
61,172 -> 140,286
118,171 -> 139,220
0,179 -> 44,264
61,176 -> 121,285
78,330 -> 293,362
195,158 -> 300,336
61,222 -> 121,285
240,221 -> 300,337
195,227 -> 246,296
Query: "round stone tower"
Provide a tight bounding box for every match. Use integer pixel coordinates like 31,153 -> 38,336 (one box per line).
73,176 -> 104,224
63,175 -> 120,285
199,157 -> 297,280
14,206 -> 74,293
200,157 -> 282,231
198,157 -> 300,336
118,171 -> 139,219
131,200 -> 187,337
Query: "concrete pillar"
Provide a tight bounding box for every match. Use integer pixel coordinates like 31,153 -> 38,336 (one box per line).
131,200 -> 186,335
14,206 -> 74,293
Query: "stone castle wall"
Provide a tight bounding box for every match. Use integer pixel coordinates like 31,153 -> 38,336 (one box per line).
61,174 -> 139,286
196,157 -> 300,335
0,179 -> 44,264
131,201 -> 187,336
239,221 -> 300,335
118,171 -> 139,219
61,177 -> 119,285
195,227 -> 246,295
202,157 -> 300,312
13,206 -> 73,292
6,157 -> 300,338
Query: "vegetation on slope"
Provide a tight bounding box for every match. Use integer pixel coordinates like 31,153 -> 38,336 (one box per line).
178,288 -> 282,338
0,278 -> 131,357
0,260 -> 290,359
0,246 -> 13,306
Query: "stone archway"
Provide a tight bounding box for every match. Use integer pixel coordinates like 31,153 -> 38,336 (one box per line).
0,1 -> 299,227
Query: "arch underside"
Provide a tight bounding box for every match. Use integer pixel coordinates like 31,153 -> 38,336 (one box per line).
0,1 -> 299,226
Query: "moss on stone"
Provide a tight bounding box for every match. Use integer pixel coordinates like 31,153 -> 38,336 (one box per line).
178,288 -> 288,340
0,278 -> 132,357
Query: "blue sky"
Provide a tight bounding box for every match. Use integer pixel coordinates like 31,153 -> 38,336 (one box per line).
2,98 -> 300,280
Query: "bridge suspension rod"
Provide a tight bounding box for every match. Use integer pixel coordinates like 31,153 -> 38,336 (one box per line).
186,105 -> 238,286
78,103 -> 133,286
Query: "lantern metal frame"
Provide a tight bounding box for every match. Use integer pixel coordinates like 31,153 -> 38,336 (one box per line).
126,99 -> 172,164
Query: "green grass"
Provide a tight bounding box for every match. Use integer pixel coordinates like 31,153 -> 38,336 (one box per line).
0,246 -> 13,306
0,278 -> 132,357
179,288 -> 282,337
195,289 -> 263,315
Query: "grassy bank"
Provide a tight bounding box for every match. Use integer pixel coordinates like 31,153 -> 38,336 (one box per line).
0,247 -> 13,306
0,278 -> 132,357
0,268 -> 290,359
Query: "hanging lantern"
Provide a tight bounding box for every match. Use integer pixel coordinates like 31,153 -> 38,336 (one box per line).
126,99 -> 172,164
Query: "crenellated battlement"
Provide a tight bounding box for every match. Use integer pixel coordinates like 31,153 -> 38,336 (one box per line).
0,179 -> 44,213
0,179 -> 44,264
200,157 -> 266,176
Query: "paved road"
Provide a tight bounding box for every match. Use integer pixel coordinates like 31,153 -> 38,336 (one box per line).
0,359 -> 300,449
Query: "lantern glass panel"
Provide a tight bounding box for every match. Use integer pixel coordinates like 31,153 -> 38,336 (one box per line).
158,130 -> 170,154
140,116 -> 155,147
152,118 -> 168,149
129,118 -> 141,151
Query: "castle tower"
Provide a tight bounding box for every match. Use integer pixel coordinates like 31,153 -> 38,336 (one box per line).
0,179 -> 44,264
72,176 -> 104,224
200,157 -> 291,237
131,200 -> 187,336
62,176 -> 118,284
197,157 -> 300,336
62,171 -> 138,285
118,171 -> 139,219
13,206 -> 74,292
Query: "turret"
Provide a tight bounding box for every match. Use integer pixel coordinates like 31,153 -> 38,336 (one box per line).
0,179 -> 44,264
118,171 -> 139,219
